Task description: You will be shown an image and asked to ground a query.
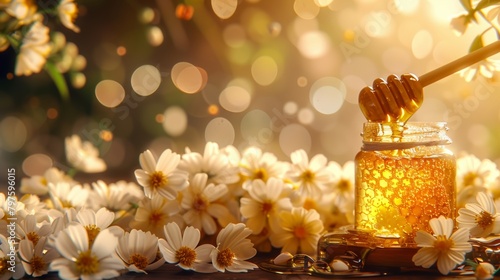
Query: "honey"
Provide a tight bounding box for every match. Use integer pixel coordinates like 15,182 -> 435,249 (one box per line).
354,122 -> 456,246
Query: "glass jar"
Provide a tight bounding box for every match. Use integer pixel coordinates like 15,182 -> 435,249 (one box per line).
354,122 -> 456,246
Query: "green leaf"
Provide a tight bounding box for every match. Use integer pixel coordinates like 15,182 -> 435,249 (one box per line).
474,0 -> 500,11
44,62 -> 69,101
469,34 -> 484,53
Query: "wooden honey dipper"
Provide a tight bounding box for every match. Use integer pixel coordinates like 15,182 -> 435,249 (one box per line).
359,40 -> 500,123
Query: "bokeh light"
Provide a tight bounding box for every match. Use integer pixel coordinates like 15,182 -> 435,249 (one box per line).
294,0 -> 320,19
147,26 -> 164,46
95,80 -> 125,108
0,116 -> 27,152
279,123 -> 311,156
22,153 -> 53,177
131,65 -> 162,96
411,29 -> 433,59
205,117 -> 235,147
171,62 -> 207,94
251,56 -> 278,86
219,85 -> 252,113
297,31 -> 330,59
241,109 -> 272,144
309,77 -> 346,115
212,0 -> 238,19
162,106 -> 188,137
223,24 -> 247,47
283,101 -> 298,115
298,107 -> 315,124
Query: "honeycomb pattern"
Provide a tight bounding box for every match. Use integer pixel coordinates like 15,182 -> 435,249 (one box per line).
355,150 -> 456,245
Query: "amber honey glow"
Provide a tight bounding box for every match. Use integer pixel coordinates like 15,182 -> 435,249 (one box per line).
354,122 -> 456,246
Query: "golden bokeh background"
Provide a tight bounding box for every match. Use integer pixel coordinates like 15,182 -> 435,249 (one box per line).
1,0 -> 500,182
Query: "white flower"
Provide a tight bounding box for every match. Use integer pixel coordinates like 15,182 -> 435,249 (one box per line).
0,193 -> 26,237
116,229 -> 164,273
19,237 -> 59,277
58,0 -> 80,33
239,146 -> 288,190
0,234 -> 26,279
50,223 -> 124,279
286,149 -> 333,198
459,59 -> 500,82
209,223 -> 257,273
181,173 -> 234,235
179,142 -> 240,185
456,154 -> 500,207
240,177 -> 292,235
5,0 -> 38,23
134,149 -> 189,200
89,180 -> 143,212
130,194 -> 184,237
75,207 -> 123,245
15,20 -> 52,76
17,194 -> 49,222
412,216 -> 472,275
328,160 -> 355,211
475,262 -> 496,280
65,134 -> 107,173
158,222 -> 216,273
48,182 -> 89,211
20,167 -> 74,196
457,192 -> 500,237
269,207 -> 324,256
15,214 -> 51,246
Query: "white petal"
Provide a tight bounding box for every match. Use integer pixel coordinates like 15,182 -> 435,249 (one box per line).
195,244 -> 215,262
92,228 -> 118,259
436,255 -> 456,275
164,222 -> 183,249
182,226 -> 200,248
227,260 -> 258,272
412,247 -> 438,268
96,208 -> 115,229
158,239 -> 177,264
55,224 -> 88,259
139,150 -> 157,173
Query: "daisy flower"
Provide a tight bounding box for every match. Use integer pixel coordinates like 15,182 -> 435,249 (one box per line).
48,182 -> 89,211
89,180 -> 143,212
20,167 -> 74,196
58,0 -> 80,32
134,149 -> 189,200
65,134 -> 107,173
116,229 -> 164,273
178,142 -> 240,185
412,216 -> 472,275
19,237 -> 59,277
240,177 -> 292,235
130,194 -> 184,237
17,194 -> 49,223
285,149 -> 333,198
456,192 -> 500,237
75,207 -> 123,245
50,223 -> 124,279
0,193 -> 26,237
456,153 -> 500,207
158,222 -> 216,273
327,160 -> 355,211
269,207 -> 324,255
16,214 -> 51,246
5,0 -> 37,22
239,146 -> 288,190
209,223 -> 257,273
14,20 -> 52,76
181,173 -> 234,235
0,234 -> 26,279
459,58 -> 500,82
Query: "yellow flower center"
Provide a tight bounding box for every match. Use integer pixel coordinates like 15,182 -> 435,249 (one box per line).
262,202 -> 273,215
252,168 -> 268,181
176,246 -> 197,267
193,195 -> 209,211
75,250 -> 99,274
294,226 -> 308,239
84,225 -> 101,246
300,170 -> 315,183
463,172 -> 478,187
26,231 -> 40,246
302,198 -> 316,210
149,211 -> 164,225
31,255 -> 46,274
476,211 -> 494,229
337,179 -> 351,192
149,171 -> 167,190
216,248 -> 234,268
433,235 -> 454,253
61,200 -> 74,208
129,253 -> 149,270
40,177 -> 48,186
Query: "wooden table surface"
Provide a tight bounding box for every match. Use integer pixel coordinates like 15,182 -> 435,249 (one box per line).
37,251 -> 492,280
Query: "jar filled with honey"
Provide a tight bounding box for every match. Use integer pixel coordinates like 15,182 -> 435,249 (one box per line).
354,122 -> 456,246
